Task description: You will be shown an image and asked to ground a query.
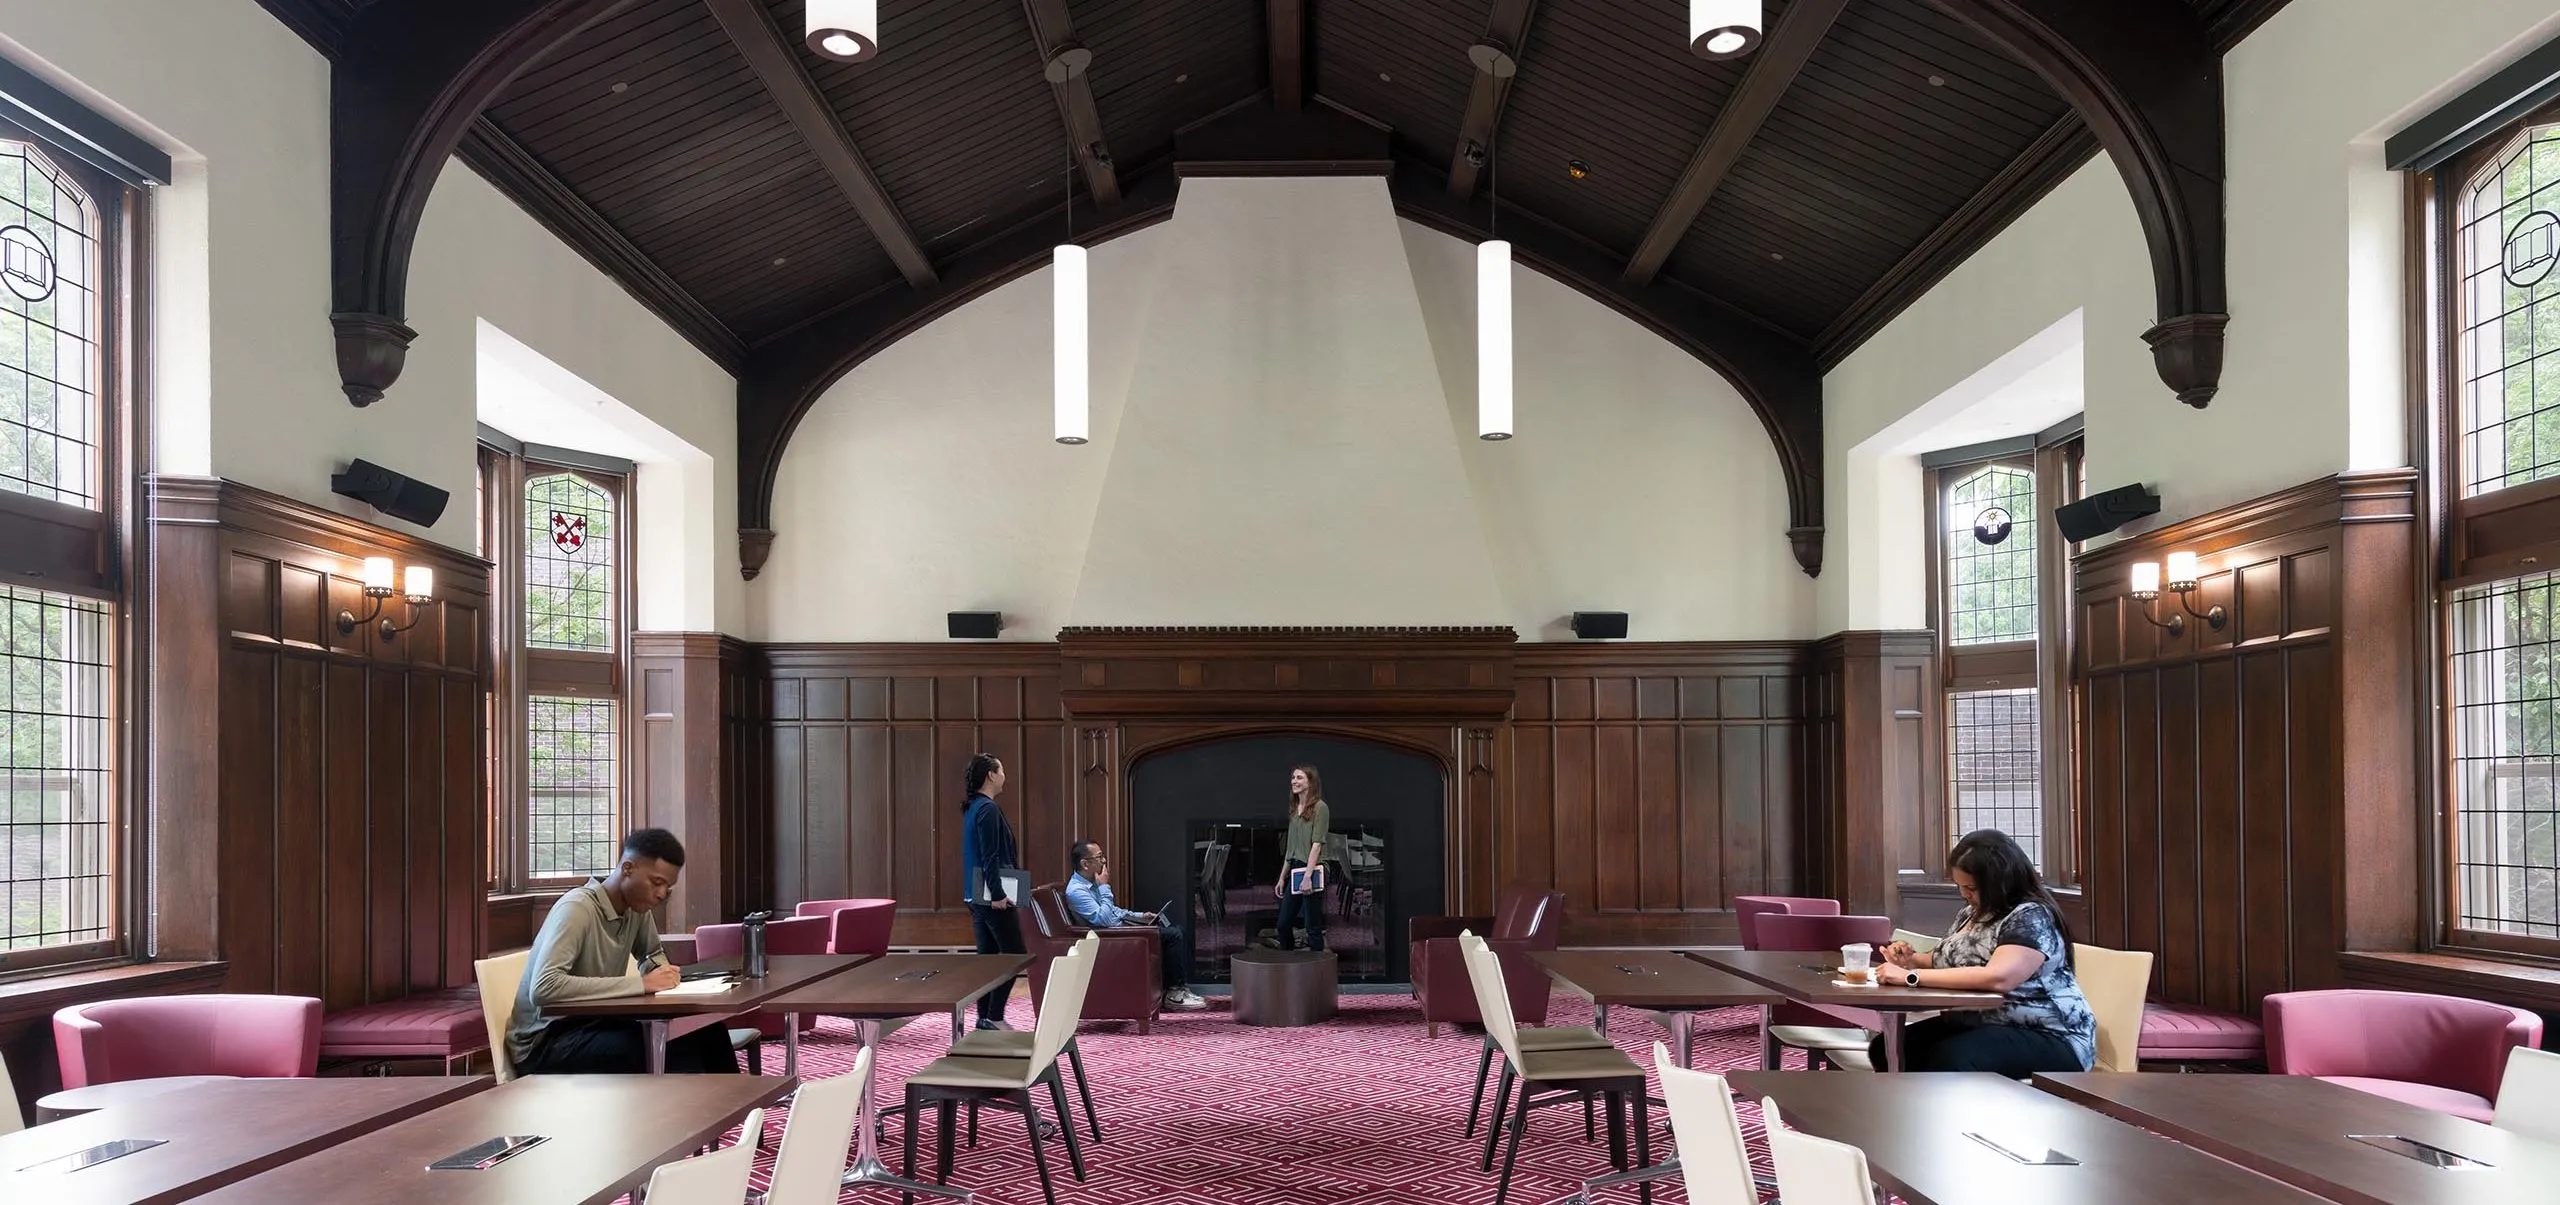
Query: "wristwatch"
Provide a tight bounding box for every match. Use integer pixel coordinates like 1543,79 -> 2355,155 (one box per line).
1899,968 -> 1921,987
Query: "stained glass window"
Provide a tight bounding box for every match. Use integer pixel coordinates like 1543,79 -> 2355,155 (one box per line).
0,140 -> 97,509
2456,121 -> 2560,496
1942,463 -> 2038,645
524,473 -> 614,652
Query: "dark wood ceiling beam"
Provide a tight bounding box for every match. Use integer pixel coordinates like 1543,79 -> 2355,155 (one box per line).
1445,0 -> 1539,200
2200,0 -> 2296,54
1020,0 -> 1121,207
457,118 -> 746,372
1267,0 -> 1304,111
1814,117 -> 2098,369
1931,0 -> 2227,406
252,0 -> 357,56
1622,0 -> 1849,287
704,0 -> 936,288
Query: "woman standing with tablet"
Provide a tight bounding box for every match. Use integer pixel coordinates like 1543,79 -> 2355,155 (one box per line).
1273,765 -> 1330,952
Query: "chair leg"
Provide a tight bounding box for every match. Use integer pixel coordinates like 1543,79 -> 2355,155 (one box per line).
1584,1093 -> 1596,1141
1465,1037 -> 1495,1137
1066,1039 -> 1103,1142
1496,1079 -> 1532,1205
936,1100 -> 958,1184
1633,1085 -> 1654,1205
1429,1022 -> 1441,1039
1605,1090 -> 1627,1171
901,1089 -> 922,1205
1020,1088 -> 1059,1205
965,1100 -> 979,1149
1048,1070 -> 1088,1182
1481,1065 -> 1515,1172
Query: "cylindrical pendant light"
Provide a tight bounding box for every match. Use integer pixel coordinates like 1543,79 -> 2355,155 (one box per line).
1054,243 -> 1089,445
806,0 -> 879,62
1478,239 -> 1513,441
1690,0 -> 1763,59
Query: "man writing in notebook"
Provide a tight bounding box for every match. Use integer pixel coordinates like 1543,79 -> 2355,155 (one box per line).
509,828 -> 740,1074
1065,840 -> 1208,1011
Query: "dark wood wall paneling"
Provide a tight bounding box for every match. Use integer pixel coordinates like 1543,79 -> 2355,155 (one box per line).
2076,472 -> 2421,1015
150,478 -> 491,1006
1803,632 -> 1941,918
630,632 -> 761,930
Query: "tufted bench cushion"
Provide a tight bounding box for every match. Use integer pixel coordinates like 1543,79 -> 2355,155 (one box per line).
319,987 -> 488,1071
2138,1001 -> 2264,1062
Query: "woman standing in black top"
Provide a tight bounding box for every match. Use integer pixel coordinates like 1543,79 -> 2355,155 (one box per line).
959,753 -> 1023,1031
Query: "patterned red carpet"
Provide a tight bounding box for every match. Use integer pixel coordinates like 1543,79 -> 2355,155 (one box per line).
718,991 -> 1783,1204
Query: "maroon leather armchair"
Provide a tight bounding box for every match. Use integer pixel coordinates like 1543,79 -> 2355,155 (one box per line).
1411,886 -> 1565,1037
1025,882 -> 1163,1034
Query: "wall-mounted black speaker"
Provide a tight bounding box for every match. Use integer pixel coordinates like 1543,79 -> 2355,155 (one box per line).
1570,611 -> 1628,640
330,459 -> 450,528
948,611 -> 1002,640
2054,483 -> 2161,543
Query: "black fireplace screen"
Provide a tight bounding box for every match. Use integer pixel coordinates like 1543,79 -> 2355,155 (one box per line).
1187,819 -> 1390,983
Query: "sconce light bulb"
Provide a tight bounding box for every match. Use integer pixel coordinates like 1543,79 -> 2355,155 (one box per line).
2129,562 -> 2161,598
361,556 -> 397,593
2164,550 -> 2200,590
403,565 -> 435,602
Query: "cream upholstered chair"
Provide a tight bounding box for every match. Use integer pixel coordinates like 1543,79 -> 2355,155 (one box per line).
2495,1045 -> 2560,1144
0,1047 -> 21,1134
898,938 -> 1094,1205
639,1108 -> 763,1204
473,951 -> 531,1082
1446,927 -> 1611,1141
1656,1043 -> 1758,1205
766,1048 -> 869,1204
1762,1098 -> 1879,1205
2072,944 -> 2154,1072
1463,933 -> 1652,1205
947,931 -> 1104,1142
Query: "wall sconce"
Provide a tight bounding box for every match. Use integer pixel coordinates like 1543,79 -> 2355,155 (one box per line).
2128,550 -> 2225,636
338,556 -> 435,642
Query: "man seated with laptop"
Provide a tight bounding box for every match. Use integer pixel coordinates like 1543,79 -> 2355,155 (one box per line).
1065,839 -> 1209,1011
508,828 -> 741,1074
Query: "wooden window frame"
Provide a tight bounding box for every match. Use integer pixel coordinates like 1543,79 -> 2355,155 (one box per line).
0,116 -> 146,979
480,443 -> 634,896
2419,98 -> 2560,961
1924,431 -> 2084,884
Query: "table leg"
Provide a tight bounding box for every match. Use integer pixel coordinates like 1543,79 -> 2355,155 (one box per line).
1596,1003 -> 1609,1037
1882,1013 -> 1906,1072
646,1019 -> 668,1075
784,1013 -> 801,1080
951,1005 -> 965,1047
1758,1004 -> 1776,1071
841,1018 -> 972,1201
1669,1011 -> 1694,1070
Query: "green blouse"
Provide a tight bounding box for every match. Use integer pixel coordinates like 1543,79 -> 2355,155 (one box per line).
1283,799 -> 1330,866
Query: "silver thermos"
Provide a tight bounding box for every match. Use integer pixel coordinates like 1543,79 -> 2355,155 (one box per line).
742,910 -> 772,978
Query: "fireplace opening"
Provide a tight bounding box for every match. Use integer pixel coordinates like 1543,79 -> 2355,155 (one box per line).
1131,733 -> 1445,986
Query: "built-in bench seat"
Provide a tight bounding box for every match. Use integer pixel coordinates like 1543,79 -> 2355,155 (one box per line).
2138,1001 -> 2264,1066
317,987 -> 487,1075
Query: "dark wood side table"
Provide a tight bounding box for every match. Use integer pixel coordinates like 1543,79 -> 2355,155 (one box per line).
1231,949 -> 1337,1026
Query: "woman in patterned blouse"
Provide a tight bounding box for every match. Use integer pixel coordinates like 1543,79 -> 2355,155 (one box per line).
1873,829 -> 2097,1075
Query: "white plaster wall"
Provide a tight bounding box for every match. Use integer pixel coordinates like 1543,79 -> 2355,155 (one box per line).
755,204 -> 1811,642
1821,0 -> 2560,635
0,0 -> 742,633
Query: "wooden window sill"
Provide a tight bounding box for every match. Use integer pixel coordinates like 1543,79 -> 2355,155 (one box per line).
0,960 -> 228,1032
2338,950 -> 2560,1012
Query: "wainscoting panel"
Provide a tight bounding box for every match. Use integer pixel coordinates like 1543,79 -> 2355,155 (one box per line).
2076,472 -> 2419,1014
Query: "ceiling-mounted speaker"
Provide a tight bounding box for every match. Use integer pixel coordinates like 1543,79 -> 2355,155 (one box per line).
1570,611 -> 1628,640
330,459 -> 449,528
2054,483 -> 2162,543
948,611 -> 1002,640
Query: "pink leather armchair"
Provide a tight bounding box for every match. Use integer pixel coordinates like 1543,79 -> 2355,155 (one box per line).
55,994 -> 323,1089
794,897 -> 897,956
1026,882 -> 1162,1033
695,915 -> 834,1040
2265,989 -> 2544,1122
1412,886 -> 1565,1037
1732,895 -> 1841,949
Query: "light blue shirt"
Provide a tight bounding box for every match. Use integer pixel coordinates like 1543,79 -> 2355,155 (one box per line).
1064,872 -> 1133,927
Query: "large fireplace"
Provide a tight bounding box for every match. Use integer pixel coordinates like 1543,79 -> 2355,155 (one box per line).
1131,733 -> 1445,984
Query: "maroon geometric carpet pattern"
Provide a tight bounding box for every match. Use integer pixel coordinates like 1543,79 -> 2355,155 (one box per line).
708,991 -> 1787,1204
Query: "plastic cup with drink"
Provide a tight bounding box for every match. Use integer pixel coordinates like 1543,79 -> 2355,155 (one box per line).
1841,942 -> 1874,986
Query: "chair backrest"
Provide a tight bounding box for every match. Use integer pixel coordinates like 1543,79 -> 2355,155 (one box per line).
1460,933 -> 1527,1070
1491,887 -> 1566,949
1201,843 -> 1230,884
2072,944 -> 2154,1073
1021,885 -> 1080,957
53,995 -> 324,1089
2495,1045 -> 2560,1144
2265,989 -> 2542,1100
1028,937 -> 1097,1072
1654,1043 -> 1755,1205
476,950 -> 531,1083
767,1046 -> 869,1204
0,1046 -> 20,1135
640,1107 -> 763,1205
795,899 -> 898,956
1755,913 -> 1893,954
692,914 -> 829,961
1733,896 -> 1841,950
1761,1099 -> 1878,1205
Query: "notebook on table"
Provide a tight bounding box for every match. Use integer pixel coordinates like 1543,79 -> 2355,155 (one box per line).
1891,928 -> 1943,954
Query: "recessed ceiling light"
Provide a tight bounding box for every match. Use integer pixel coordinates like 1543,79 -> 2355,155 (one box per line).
773,256 -> 789,266
610,81 -> 629,94
1927,74 -> 1946,87
1566,159 -> 1591,180
1175,73 -> 1189,83
1770,251 -> 1785,261
1379,72 -> 1393,83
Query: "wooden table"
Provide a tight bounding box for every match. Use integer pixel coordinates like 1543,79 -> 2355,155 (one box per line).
764,952 -> 1031,1203
1730,1071 -> 2331,1205
2035,1072 -> 2560,1205
541,952 -> 871,1075
189,1073 -> 790,1205
35,1075 -> 242,1124
1686,948 -> 2004,1070
1531,949 -> 1775,1068
0,1076 -> 490,1205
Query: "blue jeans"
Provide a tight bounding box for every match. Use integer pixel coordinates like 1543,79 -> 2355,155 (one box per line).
1275,860 -> 1326,952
